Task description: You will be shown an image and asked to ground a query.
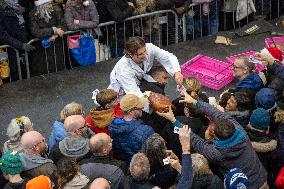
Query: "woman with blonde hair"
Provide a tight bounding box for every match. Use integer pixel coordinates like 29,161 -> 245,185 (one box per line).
48,102 -> 84,152
3,116 -> 33,153
173,77 -> 208,117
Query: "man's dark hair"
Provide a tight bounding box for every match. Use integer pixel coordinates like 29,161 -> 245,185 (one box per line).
148,65 -> 167,78
125,36 -> 145,55
233,91 -> 251,111
213,118 -> 236,140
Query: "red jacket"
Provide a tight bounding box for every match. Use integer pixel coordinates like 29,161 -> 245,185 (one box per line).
85,103 -> 123,135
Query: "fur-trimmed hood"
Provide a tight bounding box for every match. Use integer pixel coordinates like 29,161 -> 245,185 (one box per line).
275,110 -> 284,123
251,139 -> 277,153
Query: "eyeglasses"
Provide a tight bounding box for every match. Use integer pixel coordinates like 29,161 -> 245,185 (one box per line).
32,138 -> 46,149
233,65 -> 244,70
77,123 -> 89,131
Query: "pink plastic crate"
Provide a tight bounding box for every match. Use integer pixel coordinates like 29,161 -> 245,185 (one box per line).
226,51 -> 265,73
265,37 -> 284,56
265,37 -> 284,50
181,54 -> 234,90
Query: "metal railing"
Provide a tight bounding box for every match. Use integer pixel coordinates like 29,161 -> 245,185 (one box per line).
22,9 -> 179,78
1,2 -> 282,82
0,45 -> 22,82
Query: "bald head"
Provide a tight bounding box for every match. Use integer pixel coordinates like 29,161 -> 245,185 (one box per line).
89,178 -> 110,189
21,131 -> 47,155
64,115 -> 85,133
21,131 -> 43,149
89,133 -> 112,156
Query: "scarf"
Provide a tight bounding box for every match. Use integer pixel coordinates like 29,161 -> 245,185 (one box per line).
214,128 -> 245,148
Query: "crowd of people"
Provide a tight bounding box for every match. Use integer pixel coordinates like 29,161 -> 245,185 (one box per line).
0,35 -> 284,189
0,0 -> 284,81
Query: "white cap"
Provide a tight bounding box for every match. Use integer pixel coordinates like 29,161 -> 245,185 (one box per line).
34,0 -> 52,6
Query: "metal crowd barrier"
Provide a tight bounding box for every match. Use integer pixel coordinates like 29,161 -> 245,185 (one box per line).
180,0 -> 281,40
22,9 -> 179,78
0,45 -> 22,82
1,4 -> 282,81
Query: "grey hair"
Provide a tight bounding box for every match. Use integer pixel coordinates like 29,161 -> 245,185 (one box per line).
191,153 -> 213,177
35,3 -> 52,23
6,116 -> 33,141
129,153 -> 150,181
235,56 -> 255,73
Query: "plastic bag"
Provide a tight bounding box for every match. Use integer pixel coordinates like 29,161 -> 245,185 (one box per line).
69,34 -> 96,66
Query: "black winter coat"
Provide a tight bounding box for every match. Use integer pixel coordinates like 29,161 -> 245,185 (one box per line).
0,0 -> 27,50
28,6 -> 66,39
94,0 -> 134,23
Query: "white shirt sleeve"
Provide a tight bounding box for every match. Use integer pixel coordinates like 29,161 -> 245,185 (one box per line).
148,43 -> 181,76
118,69 -> 144,97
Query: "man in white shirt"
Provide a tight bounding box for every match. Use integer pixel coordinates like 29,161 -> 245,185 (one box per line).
108,36 -> 183,97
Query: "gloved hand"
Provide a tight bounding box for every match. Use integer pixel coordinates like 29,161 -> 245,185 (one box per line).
14,4 -> 25,15
22,43 -> 35,51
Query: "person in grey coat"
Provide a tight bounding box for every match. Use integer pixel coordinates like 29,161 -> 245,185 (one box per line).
157,91 -> 268,189
64,0 -> 99,32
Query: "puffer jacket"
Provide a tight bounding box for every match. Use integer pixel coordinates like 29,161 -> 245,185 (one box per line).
28,5 -> 66,39
109,118 -> 154,163
48,120 -> 67,153
64,0 -> 99,31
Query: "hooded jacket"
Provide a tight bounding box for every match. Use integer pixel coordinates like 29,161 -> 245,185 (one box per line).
20,153 -> 56,179
236,72 -> 263,90
247,129 -> 277,172
85,103 -> 123,135
109,118 -> 154,163
63,172 -> 89,189
48,120 -> 67,153
49,136 -> 91,164
188,101 -> 267,189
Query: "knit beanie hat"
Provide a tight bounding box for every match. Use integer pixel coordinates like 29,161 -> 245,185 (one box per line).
250,108 -> 270,130
225,168 -> 250,189
59,136 -> 90,158
26,175 -> 53,189
0,150 -> 22,175
255,88 -> 276,110
261,47 -> 283,63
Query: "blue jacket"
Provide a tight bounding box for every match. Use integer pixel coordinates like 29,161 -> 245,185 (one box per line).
109,118 -> 154,163
48,120 -> 67,153
236,72 -> 263,90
